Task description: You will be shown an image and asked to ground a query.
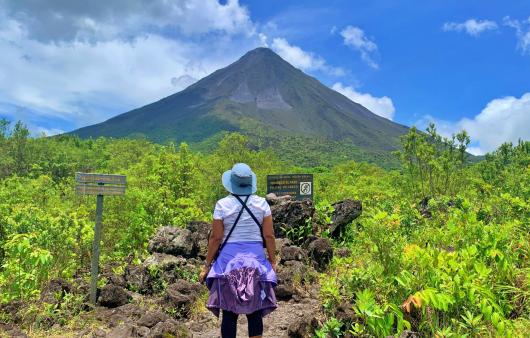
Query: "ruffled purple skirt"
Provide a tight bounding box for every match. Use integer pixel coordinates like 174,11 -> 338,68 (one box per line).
206,241 -> 277,317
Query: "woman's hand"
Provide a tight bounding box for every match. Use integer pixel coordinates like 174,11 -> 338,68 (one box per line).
199,265 -> 210,284
269,259 -> 277,271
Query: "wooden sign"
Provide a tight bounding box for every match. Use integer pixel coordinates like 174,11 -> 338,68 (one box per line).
76,172 -> 126,186
267,174 -> 313,201
75,172 -> 126,305
75,172 -> 126,196
75,184 -> 126,196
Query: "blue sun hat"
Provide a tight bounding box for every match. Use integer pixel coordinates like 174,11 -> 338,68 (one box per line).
222,163 -> 257,195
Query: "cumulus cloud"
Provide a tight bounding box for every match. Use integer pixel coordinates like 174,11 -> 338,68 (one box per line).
417,93 -> 530,155
332,83 -> 395,120
340,26 -> 379,69
271,38 -> 345,76
1,0 -> 254,42
442,19 -> 498,36
0,1 -> 261,131
503,16 -> 530,54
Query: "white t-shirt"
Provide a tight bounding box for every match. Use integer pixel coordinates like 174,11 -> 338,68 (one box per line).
213,194 -> 271,243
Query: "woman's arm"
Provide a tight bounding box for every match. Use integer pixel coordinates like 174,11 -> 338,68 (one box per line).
199,219 -> 224,283
262,215 -> 277,270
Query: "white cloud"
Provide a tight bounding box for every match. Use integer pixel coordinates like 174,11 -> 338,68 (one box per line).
442,19 -> 498,36
0,1 -> 262,130
332,82 -> 395,120
34,127 -> 65,137
503,16 -> 530,54
1,0 -> 254,42
417,93 -> 530,154
340,26 -> 379,69
271,38 -> 345,76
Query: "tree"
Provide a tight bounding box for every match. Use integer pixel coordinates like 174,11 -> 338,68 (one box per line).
397,123 -> 470,199
10,121 -> 30,176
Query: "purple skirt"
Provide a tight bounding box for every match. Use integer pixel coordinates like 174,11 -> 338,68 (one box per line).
206,241 -> 277,317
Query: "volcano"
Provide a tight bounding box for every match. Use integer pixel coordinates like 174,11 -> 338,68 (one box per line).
71,47 -> 408,163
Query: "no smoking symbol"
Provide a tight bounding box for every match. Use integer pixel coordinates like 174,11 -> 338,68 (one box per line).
300,182 -> 312,195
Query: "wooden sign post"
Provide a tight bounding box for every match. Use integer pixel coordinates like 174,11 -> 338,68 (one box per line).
75,173 -> 126,305
267,174 -> 313,201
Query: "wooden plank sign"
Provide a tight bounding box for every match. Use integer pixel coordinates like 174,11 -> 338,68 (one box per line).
75,172 -> 126,305
75,185 -> 126,196
76,172 -> 126,186
267,174 -> 313,201
75,172 -> 126,196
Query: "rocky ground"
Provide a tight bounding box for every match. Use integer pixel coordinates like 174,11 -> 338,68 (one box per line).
0,195 -> 363,338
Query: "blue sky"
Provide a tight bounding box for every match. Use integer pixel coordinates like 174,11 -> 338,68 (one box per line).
0,0 -> 529,154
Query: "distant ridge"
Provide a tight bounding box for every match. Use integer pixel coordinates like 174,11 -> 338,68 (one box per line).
71,47 -> 409,165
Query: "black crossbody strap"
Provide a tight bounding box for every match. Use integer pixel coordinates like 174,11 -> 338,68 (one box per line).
214,195 -> 249,261
232,194 -> 266,246
232,194 -> 262,228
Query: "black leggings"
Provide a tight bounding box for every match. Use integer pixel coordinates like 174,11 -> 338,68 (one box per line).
221,310 -> 263,337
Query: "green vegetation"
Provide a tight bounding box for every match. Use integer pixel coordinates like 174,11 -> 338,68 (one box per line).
0,117 -> 529,336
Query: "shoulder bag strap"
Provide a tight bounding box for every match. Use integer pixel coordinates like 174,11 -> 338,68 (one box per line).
232,194 -> 266,245
213,195 -> 250,261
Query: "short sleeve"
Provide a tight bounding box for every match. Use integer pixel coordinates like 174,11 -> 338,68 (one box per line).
213,201 -> 224,220
262,198 -> 272,217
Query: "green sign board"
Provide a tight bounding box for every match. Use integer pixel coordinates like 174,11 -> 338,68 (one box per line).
267,174 -> 313,200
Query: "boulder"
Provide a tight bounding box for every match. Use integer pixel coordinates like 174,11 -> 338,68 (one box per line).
99,284 -> 130,308
107,323 -> 134,338
329,200 -> 362,237
148,226 -> 198,258
143,253 -> 185,285
187,221 -> 210,258
91,328 -> 106,338
101,270 -> 127,289
149,319 -> 189,338
275,261 -> 308,301
0,300 -> 24,324
275,238 -> 292,256
124,264 -> 151,294
164,280 -> 202,317
307,238 -> 333,272
137,310 -> 170,328
135,326 -> 151,337
116,303 -> 145,320
335,247 -> 352,258
40,278 -> 72,304
280,246 -> 307,263
287,313 -> 320,338
266,193 -> 292,206
302,235 -> 318,249
143,252 -> 184,270
142,253 -> 200,290
0,324 -> 28,338
270,199 -> 315,238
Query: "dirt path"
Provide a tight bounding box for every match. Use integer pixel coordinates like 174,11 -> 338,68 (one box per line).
187,298 -> 321,338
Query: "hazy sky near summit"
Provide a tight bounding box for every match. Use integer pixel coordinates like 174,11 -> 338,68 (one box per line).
0,0 -> 529,154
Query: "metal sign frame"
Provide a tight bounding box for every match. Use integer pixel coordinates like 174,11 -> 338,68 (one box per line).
266,174 -> 314,201
75,172 -> 126,305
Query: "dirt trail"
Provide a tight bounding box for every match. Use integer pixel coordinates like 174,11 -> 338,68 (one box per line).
187,298 -> 321,338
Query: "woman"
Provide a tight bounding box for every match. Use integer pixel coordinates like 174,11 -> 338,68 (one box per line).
199,163 -> 277,338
